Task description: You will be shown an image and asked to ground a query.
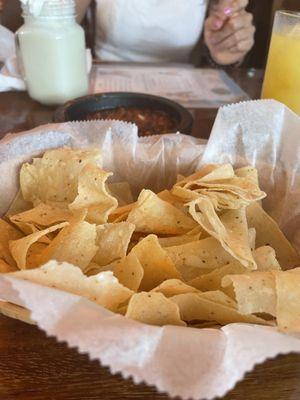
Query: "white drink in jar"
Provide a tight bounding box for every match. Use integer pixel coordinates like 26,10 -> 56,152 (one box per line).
16,0 -> 88,105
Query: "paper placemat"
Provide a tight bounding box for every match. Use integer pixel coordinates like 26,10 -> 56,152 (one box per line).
90,65 -> 249,108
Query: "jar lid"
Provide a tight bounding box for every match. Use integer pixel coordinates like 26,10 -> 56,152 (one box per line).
21,0 -> 75,17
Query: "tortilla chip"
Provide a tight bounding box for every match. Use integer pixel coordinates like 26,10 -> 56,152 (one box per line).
187,262 -> 246,292
248,227 -> 256,251
88,252 -> 144,292
171,293 -> 269,325
20,148 -> 101,205
117,304 -> 128,316
38,221 -> 97,271
84,261 -> 104,274
222,271 -> 276,316
127,189 -> 196,235
110,212 -> 131,223
107,182 -> 134,206
11,261 -> 133,312
0,218 -> 23,267
174,164 -> 265,210
69,165 -> 118,224
111,253 -> 144,292
247,202 -> 300,269
169,189 -> 200,205
151,279 -> 199,297
157,189 -> 186,211
158,229 -> 202,247
253,246 -> 281,271
130,234 -> 181,291
189,321 -> 221,329
176,174 -> 186,182
9,222 -> 69,269
172,186 -> 248,211
10,203 -> 72,227
108,203 -> 135,223
184,174 -> 265,203
26,242 -> 48,269
196,189 -> 250,211
176,165 -> 227,186
0,259 -> 18,273
235,166 -> 259,186
5,190 -> 32,217
130,231 -> 147,243
91,222 -> 135,267
195,164 -> 235,183
188,198 -> 256,269
165,237 -> 236,281
125,292 -> 186,326
199,290 -> 237,309
9,220 -> 53,245
9,221 -> 49,243
273,268 -> 300,332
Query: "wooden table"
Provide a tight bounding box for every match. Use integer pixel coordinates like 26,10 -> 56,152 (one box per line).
0,68 -> 263,141
2,68 -> 300,400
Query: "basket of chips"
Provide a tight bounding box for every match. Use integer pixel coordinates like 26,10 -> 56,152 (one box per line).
0,100 -> 299,400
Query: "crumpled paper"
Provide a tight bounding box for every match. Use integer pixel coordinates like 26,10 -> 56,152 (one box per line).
20,0 -> 47,17
0,100 -> 300,400
0,24 -> 16,61
0,25 -> 25,91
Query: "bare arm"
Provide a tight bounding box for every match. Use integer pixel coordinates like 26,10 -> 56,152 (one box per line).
76,0 -> 92,23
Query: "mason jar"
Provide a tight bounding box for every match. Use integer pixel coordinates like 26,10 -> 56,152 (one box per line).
16,0 -> 89,105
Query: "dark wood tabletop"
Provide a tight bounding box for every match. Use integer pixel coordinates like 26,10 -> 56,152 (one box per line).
2,67 -> 300,400
0,68 -> 263,141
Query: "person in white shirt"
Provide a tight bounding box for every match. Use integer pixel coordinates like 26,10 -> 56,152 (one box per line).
77,0 -> 255,65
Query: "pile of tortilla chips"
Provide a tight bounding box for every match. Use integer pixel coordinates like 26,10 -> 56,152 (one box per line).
1,148 -> 300,332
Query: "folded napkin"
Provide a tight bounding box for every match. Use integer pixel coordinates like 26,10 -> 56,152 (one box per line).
0,25 -> 26,91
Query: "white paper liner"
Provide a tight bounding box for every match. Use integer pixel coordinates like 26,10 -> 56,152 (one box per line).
0,99 -> 300,399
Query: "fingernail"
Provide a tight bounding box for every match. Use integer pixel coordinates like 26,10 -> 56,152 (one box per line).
213,19 -> 222,29
224,7 -> 232,16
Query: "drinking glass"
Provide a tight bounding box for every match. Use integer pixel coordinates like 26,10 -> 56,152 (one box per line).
261,11 -> 300,114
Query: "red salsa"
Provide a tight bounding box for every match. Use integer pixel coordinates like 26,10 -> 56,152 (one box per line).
85,106 -> 177,136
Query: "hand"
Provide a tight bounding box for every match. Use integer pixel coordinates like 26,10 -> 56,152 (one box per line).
204,0 -> 255,65
0,0 -> 7,11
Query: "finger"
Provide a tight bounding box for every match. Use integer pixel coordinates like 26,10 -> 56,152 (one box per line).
211,0 -> 249,18
207,12 -> 253,43
209,0 -> 235,31
205,15 -> 226,32
214,25 -> 255,51
210,0 -> 233,16
229,37 -> 255,54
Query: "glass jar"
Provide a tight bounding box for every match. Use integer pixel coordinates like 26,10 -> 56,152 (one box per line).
16,0 -> 89,105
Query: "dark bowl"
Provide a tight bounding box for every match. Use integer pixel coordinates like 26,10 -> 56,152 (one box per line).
54,92 -> 194,136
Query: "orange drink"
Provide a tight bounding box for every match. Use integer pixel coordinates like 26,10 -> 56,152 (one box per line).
261,11 -> 300,114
